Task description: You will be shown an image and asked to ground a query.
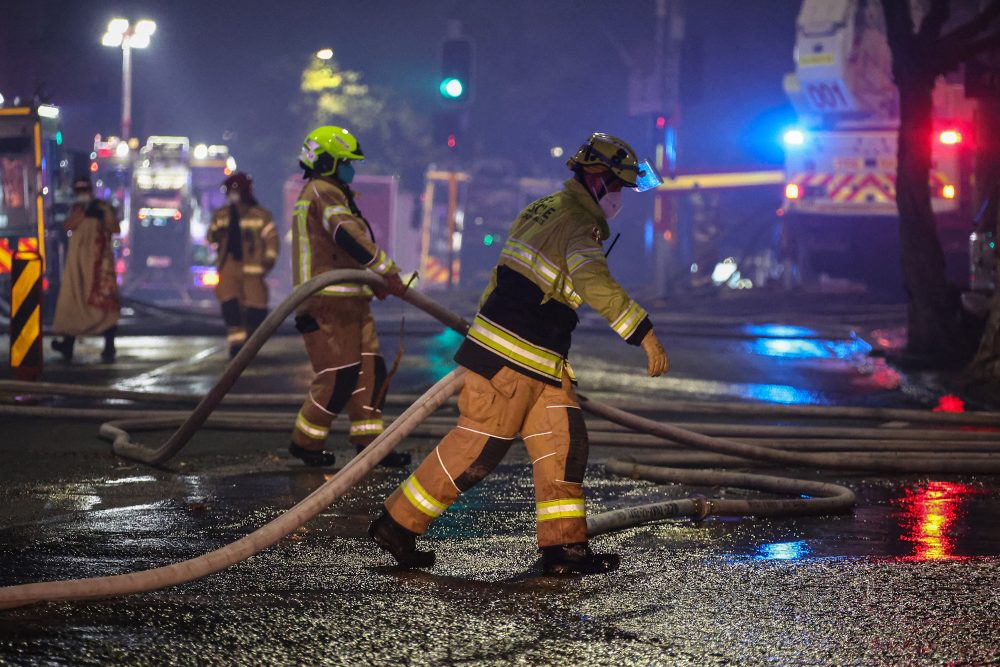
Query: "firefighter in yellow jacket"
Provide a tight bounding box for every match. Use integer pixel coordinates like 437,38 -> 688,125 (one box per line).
371,133 -> 669,575
288,126 -> 409,468
208,172 -> 279,358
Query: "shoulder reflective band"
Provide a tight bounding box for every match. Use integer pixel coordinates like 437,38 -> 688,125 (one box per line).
501,238 -> 582,307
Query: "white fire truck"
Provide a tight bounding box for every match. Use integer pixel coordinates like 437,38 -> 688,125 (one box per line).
91,135 -> 236,299
781,0 -> 975,290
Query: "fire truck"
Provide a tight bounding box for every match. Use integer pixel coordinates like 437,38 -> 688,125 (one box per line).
91,136 -> 236,299
125,136 -> 193,295
189,143 -> 237,292
0,103 -> 74,315
781,0 -> 975,289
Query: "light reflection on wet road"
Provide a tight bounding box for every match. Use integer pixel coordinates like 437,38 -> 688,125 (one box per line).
1,311 -> 998,663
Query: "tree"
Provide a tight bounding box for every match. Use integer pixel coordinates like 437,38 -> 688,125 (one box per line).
879,0 -> 1000,364
967,95 -> 1000,381
294,50 -> 432,187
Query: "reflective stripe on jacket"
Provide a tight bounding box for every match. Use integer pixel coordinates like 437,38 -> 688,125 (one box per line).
455,178 -> 652,386
208,204 -> 279,275
291,177 -> 398,298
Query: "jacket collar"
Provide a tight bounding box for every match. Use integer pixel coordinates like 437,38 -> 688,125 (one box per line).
313,174 -> 346,192
563,177 -> 610,241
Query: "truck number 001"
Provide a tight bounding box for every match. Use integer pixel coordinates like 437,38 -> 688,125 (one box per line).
807,82 -> 850,110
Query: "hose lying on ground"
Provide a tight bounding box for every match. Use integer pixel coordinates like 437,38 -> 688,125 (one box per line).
0,269 -> 990,609
0,369 -> 466,610
8,379 -> 1000,427
588,458 -> 856,535
101,270 -> 468,466
577,397 -> 1000,474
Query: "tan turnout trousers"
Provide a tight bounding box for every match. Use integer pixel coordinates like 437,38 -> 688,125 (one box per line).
291,297 -> 386,451
385,365 -> 589,547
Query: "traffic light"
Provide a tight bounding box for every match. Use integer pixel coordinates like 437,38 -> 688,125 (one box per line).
438,37 -> 473,106
433,111 -> 464,151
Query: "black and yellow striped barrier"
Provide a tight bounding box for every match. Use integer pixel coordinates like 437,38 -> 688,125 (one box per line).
10,250 -> 43,381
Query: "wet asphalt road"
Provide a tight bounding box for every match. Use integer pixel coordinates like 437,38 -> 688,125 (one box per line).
2,292 -> 1000,665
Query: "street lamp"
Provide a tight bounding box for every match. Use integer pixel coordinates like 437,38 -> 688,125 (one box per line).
101,18 -> 156,139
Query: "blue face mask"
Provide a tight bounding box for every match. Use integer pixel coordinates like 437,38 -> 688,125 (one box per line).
336,161 -> 355,184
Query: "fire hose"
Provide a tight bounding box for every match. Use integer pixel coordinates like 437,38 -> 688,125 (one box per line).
2,269 -> 1000,609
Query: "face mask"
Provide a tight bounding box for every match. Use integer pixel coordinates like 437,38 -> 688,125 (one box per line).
227,191 -> 242,205
599,190 -> 623,220
75,193 -> 92,205
336,161 -> 355,184
591,176 -> 624,220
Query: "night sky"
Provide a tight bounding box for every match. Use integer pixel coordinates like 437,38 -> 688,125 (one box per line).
1,0 -> 800,209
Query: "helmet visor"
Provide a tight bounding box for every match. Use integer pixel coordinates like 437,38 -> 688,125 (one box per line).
633,159 -> 663,193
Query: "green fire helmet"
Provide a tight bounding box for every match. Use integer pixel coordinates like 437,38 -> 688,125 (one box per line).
299,126 -> 365,177
567,132 -> 640,187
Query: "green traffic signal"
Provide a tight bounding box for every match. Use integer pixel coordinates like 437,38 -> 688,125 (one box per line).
483,234 -> 495,246
439,77 -> 465,99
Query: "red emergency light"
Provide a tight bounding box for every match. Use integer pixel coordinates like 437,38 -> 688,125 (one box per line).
172,210 -> 183,220
938,129 -> 962,145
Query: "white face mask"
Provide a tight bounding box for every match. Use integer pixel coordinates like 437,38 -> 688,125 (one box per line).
599,190 -> 623,220
227,191 -> 242,205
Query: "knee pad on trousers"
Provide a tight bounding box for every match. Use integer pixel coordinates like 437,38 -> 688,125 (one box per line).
326,363 -> 361,414
294,313 -> 320,334
245,307 -> 267,334
454,437 -> 514,492
371,355 -> 388,409
564,409 -> 589,484
221,298 -> 242,327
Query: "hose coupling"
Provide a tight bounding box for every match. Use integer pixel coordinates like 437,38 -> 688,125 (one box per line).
689,494 -> 712,522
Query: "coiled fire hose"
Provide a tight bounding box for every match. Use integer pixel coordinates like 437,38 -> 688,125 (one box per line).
2,268 -> 999,609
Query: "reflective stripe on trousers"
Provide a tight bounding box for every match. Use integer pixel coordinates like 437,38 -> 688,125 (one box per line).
384,366 -> 589,547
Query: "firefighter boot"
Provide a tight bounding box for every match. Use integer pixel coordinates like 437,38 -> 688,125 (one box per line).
288,442 -> 337,467
221,298 -> 245,359
101,326 -> 117,363
51,336 -> 75,361
356,444 -> 411,468
541,542 -> 620,576
369,509 -> 435,569
245,307 -> 268,339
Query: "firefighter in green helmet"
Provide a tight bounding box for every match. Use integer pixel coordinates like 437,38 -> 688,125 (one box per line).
288,126 -> 409,468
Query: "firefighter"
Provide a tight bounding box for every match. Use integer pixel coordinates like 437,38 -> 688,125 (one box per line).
207,172 -> 279,358
51,177 -> 120,362
289,126 -> 409,468
370,133 -> 669,575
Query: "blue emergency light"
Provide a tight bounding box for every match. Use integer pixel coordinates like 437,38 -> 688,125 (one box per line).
782,128 -> 806,147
